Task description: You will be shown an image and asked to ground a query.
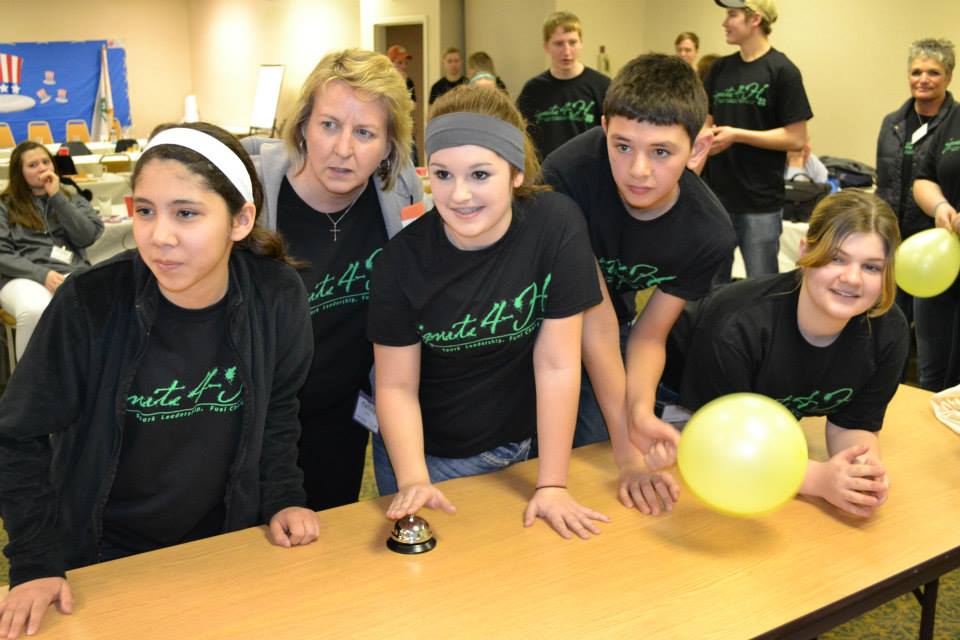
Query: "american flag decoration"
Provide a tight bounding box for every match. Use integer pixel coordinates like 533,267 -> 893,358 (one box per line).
0,53 -> 24,95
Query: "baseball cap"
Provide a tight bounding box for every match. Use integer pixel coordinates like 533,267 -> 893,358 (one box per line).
387,45 -> 413,63
714,0 -> 778,24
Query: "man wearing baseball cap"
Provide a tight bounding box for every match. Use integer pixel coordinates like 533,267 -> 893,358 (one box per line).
388,45 -> 419,165
703,0 -> 813,279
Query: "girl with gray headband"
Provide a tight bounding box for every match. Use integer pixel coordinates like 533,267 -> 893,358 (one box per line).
368,86 -> 609,539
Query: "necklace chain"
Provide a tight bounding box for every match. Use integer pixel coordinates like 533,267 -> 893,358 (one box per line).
322,192 -> 362,242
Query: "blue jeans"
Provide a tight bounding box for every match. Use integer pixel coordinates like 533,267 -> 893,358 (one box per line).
914,277 -> 960,391
732,210 -> 782,278
573,322 -> 632,447
372,432 -> 532,496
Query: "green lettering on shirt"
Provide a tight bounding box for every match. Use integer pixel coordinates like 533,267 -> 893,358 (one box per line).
534,99 -> 597,125
419,275 -> 552,352
598,257 -> 677,292
713,82 -> 770,108
777,387 -> 854,418
126,366 -> 244,423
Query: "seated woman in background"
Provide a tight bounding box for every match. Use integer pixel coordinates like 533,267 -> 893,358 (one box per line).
785,138 -> 829,184
243,48 -> 423,511
656,191 -> 908,518
369,85 -> 607,539
0,141 -> 103,359
0,122 -> 318,639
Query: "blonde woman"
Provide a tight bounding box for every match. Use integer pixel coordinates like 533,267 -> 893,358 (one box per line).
244,49 -> 424,510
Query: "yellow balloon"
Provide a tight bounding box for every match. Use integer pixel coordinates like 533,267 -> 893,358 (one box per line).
895,227 -> 960,298
678,393 -> 808,517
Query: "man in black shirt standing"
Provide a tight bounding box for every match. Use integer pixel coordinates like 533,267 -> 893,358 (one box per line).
429,47 -> 467,105
517,11 -> 610,160
704,0 -> 812,278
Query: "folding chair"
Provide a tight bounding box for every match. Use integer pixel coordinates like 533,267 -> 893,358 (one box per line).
65,119 -> 91,143
0,123 -> 14,148
99,153 -> 132,173
27,121 -> 53,144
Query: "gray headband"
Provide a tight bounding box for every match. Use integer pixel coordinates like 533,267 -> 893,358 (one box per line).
425,112 -> 525,171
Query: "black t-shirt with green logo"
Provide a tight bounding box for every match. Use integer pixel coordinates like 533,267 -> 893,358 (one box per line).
277,177 -> 387,414
543,127 -> 736,322
103,293 -> 243,555
667,271 -> 909,431
916,105 -> 960,209
517,67 -> 610,160
704,48 -> 813,214
368,191 -> 602,457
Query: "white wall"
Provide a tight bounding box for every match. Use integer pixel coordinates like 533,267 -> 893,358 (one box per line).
187,0 -> 361,134
464,0 -> 553,96
637,0 -> 960,165
7,0 -> 959,165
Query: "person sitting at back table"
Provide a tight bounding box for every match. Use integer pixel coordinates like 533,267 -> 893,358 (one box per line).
0,141 -> 103,360
785,139 -> 829,183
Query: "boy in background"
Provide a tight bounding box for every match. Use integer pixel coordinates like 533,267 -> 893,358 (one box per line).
704,0 -> 812,278
517,11 -> 609,159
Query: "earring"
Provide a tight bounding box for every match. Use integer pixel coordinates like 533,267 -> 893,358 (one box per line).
378,156 -> 391,176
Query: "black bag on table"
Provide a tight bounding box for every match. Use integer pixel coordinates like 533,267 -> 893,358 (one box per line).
783,174 -> 831,222
820,155 -> 876,189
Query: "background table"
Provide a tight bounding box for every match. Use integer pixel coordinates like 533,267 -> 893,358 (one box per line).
0,173 -> 130,206
13,384 -> 960,639
88,207 -> 133,264
731,219 -> 807,279
0,154 -> 140,180
0,141 -> 120,162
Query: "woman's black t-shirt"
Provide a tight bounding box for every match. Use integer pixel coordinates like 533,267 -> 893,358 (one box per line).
668,271 -> 909,431
103,293 -> 242,554
368,191 -> 601,457
277,177 -> 387,414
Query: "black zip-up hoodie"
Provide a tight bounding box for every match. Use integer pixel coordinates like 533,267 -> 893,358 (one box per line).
0,248 -> 313,586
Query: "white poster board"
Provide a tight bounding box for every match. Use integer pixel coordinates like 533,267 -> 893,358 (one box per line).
250,64 -> 285,132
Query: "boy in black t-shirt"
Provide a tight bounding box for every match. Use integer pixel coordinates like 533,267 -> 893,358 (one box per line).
517,11 -> 610,160
543,54 -> 735,515
429,47 -> 467,105
704,0 -> 812,278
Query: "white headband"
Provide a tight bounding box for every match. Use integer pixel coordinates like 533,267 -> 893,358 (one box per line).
143,128 -> 254,203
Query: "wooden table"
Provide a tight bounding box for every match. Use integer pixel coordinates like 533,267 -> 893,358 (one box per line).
22,384 -> 960,639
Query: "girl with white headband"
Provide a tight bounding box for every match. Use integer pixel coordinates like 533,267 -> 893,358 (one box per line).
0,122 -> 318,638
369,86 -> 608,539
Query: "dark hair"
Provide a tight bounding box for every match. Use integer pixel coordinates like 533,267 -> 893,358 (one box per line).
1,141 -> 54,230
697,54 -> 721,83
133,122 -> 296,265
675,31 -> 700,49
467,51 -> 497,76
429,85 -> 549,199
603,53 -> 707,145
